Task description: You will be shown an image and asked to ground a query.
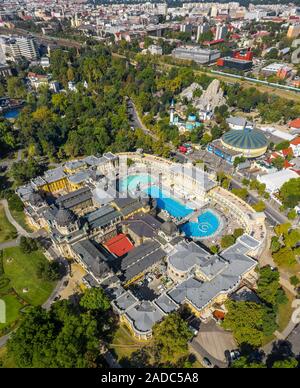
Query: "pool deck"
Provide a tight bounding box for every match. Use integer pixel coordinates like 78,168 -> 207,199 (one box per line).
119,173 -> 222,240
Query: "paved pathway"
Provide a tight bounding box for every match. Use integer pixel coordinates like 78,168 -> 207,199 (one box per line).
0,199 -> 30,237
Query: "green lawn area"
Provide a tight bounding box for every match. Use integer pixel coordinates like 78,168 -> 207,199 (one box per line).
9,208 -> 33,233
3,247 -> 56,306
0,247 -> 56,336
109,324 -> 145,363
0,294 -> 23,333
277,288 -> 295,333
0,346 -> 16,368
0,205 -> 17,243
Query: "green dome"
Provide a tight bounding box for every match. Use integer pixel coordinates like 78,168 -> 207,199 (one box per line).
222,129 -> 268,150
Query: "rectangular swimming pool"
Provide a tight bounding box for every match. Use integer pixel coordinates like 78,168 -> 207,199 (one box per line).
145,186 -> 193,219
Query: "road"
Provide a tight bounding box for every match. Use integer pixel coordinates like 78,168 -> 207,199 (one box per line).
229,177 -> 288,225
127,98 -> 188,163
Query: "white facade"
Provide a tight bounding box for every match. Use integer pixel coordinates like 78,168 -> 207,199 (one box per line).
0,35 -> 39,61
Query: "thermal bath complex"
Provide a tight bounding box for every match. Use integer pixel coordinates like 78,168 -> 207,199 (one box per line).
17,152 -> 267,339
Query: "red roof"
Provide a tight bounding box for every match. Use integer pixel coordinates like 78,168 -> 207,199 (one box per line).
282,147 -> 294,157
104,234 -> 134,257
213,310 -> 225,320
291,136 -> 300,146
283,160 -> 293,169
203,38 -> 225,45
289,118 -> 300,128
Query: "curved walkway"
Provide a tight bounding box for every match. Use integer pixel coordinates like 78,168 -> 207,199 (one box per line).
0,199 -> 45,250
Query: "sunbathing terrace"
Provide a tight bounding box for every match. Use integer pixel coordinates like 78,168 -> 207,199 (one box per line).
117,153 -> 218,201
209,186 -> 267,253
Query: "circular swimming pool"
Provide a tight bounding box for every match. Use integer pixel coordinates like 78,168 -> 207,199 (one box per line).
180,210 -> 220,239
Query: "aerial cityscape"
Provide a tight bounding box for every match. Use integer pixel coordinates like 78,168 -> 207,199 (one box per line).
0,0 -> 299,371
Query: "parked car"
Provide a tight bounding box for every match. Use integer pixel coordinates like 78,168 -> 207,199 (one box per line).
202,357 -> 213,368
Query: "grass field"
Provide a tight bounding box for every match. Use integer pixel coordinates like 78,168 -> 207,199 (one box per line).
9,208 -> 33,233
0,205 -> 17,243
109,324 -> 145,363
0,346 -> 16,368
277,288 -> 295,333
2,247 -> 55,306
0,247 -> 56,335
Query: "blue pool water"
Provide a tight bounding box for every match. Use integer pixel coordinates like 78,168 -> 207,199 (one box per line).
180,210 -> 220,238
120,174 -> 154,193
145,186 -> 193,219
120,177 -> 220,238
3,108 -> 20,119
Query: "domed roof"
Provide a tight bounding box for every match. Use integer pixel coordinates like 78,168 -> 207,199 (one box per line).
55,205 -> 76,227
222,129 -> 268,150
161,220 -> 177,236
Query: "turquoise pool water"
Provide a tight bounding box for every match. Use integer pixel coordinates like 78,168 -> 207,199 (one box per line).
180,210 -> 220,238
120,177 -> 220,238
120,174 -> 154,193
145,186 -> 193,219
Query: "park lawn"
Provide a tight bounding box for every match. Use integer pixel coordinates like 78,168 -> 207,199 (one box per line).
0,346 -> 16,368
3,247 -> 55,306
0,294 -> 23,333
0,205 -> 17,243
9,208 -> 33,233
277,288 -> 295,333
109,324 -> 145,362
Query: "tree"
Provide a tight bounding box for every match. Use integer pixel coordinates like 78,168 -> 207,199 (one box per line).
231,188 -> 248,200
275,141 -> 290,151
233,156 -> 246,168
20,237 -> 38,254
279,178 -> 300,209
252,200 -> 266,212
271,156 -> 285,170
287,209 -> 297,220
284,228 -> 300,249
233,228 -> 244,239
274,223 -> 291,237
257,266 -> 287,307
152,312 -> 192,361
290,275 -> 300,287
221,234 -> 236,249
36,261 -> 61,281
7,77 -> 26,98
79,288 -> 110,312
222,301 -> 265,347
231,356 -> 266,368
273,246 -> 297,267
0,120 -> 16,154
272,358 -> 298,368
7,299 -> 107,368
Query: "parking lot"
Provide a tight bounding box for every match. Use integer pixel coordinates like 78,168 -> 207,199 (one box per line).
190,319 -> 237,368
